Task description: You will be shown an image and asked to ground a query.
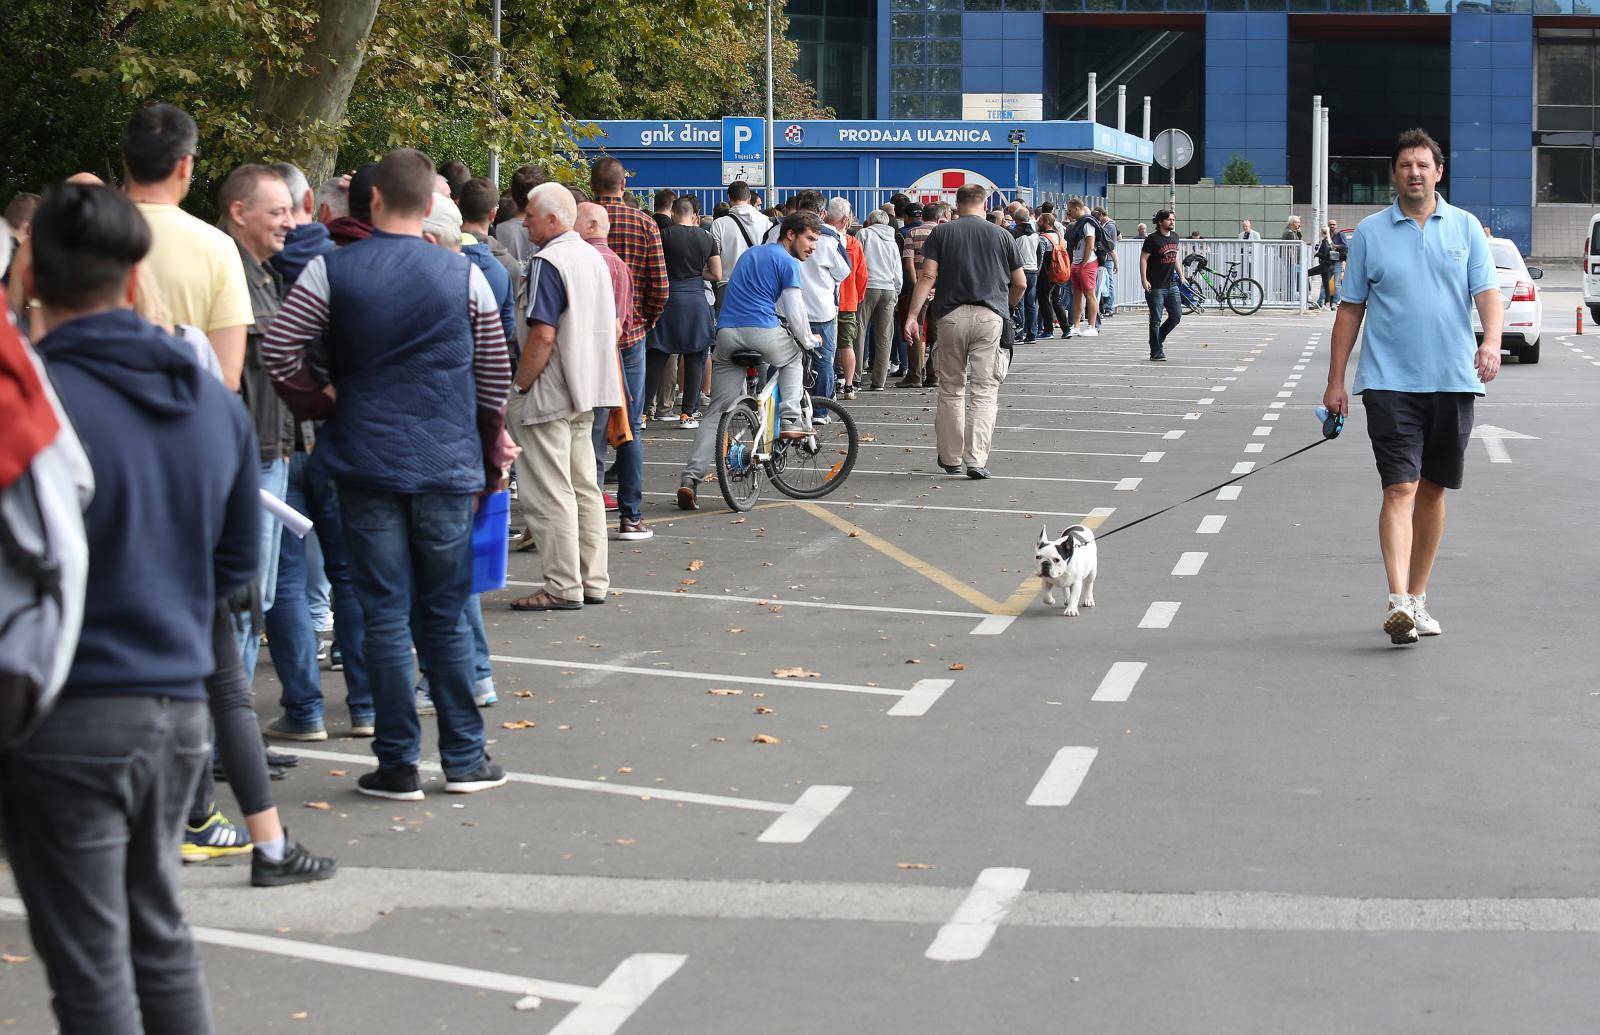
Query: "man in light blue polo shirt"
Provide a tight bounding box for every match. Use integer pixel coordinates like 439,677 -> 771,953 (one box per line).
1323,128 -> 1502,646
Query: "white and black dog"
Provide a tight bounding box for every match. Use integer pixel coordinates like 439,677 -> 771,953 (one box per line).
1035,524 -> 1098,616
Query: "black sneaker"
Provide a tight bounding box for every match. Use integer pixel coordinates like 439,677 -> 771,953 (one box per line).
252,833 -> 339,887
938,462 -> 963,475
357,766 -> 424,801
328,642 -> 344,671
966,466 -> 992,480
263,745 -> 300,768
444,758 -> 508,794
1150,352 -> 1167,362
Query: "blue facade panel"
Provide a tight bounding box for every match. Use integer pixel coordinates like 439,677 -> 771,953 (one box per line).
1205,13 -> 1287,183
962,12 -> 1003,38
963,66 -> 1004,93
1451,12 -> 1531,254
965,39 -> 1005,66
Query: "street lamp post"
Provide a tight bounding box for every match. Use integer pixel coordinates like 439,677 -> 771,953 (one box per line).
1009,128 -> 1026,197
765,0 -> 776,198
488,0 -> 502,188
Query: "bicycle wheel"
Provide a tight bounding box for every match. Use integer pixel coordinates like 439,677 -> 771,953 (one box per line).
768,397 -> 859,500
714,402 -> 764,512
1226,277 -> 1265,316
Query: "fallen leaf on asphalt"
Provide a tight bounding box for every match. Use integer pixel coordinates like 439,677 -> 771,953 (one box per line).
616,838 -> 636,846
948,663 -> 966,671
754,706 -> 774,715
712,736 -> 727,742
687,559 -> 704,571
772,666 -> 818,678
557,724 -> 572,731
727,627 -> 746,634
328,769 -> 348,777
752,734 -> 781,744
617,766 -> 633,774
906,658 -> 922,664
2,953 -> 29,964
681,578 -> 697,586
514,690 -> 534,698
291,1012 -> 309,1021
768,605 -> 783,613
501,720 -> 538,730
861,433 -> 876,441
514,995 -> 542,1011
707,688 -> 743,696
752,692 -> 765,698
896,862 -> 935,870
303,801 -> 332,810
847,530 -> 861,538
729,516 -> 746,524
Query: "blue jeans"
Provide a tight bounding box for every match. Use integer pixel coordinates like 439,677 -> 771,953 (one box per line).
418,594 -> 493,687
1147,286 -> 1181,355
266,453 -> 372,728
591,342 -> 646,522
1021,270 -> 1039,339
338,486 -> 485,777
234,456 -> 288,683
305,530 -> 332,631
1096,265 -> 1114,325
809,319 -> 838,399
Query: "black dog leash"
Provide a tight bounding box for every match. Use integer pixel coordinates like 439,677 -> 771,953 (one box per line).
1093,410 -> 1344,544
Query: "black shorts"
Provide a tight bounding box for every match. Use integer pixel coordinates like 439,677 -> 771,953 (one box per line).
1361,390 -> 1475,490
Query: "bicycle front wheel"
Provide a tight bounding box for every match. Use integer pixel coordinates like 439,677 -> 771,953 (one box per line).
715,402 -> 764,512
768,397 -> 859,500
1226,278 -> 1264,316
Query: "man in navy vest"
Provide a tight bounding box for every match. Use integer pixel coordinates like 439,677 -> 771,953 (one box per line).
263,148 -> 513,801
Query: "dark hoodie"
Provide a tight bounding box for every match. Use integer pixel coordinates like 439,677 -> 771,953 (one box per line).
271,220 -> 337,285
38,309 -> 259,701
325,216 -> 373,247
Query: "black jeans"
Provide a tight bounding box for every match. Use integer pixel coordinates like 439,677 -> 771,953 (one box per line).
645,348 -> 707,419
2,695 -> 214,1034
1147,286 -> 1181,355
189,605 -> 277,825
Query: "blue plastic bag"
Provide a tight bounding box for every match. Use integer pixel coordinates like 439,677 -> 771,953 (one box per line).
470,490 -> 509,595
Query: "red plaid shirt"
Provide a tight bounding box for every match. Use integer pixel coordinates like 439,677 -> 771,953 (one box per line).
597,194 -> 668,349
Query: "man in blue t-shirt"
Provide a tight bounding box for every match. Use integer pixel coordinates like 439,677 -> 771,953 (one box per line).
677,211 -> 821,510
1323,128 -> 1502,646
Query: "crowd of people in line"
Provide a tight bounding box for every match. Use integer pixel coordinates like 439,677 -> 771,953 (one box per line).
0,94 -> 1355,1033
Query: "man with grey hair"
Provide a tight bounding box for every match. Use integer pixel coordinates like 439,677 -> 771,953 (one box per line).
858,208 -> 902,391
315,175 -> 348,224
269,161 -> 337,286
505,182 -> 622,612
798,191 -> 850,399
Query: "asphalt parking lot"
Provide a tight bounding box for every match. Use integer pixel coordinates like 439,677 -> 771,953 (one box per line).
7,286 -> 1600,1034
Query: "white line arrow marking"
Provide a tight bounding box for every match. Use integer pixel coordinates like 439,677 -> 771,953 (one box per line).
1471,423 -> 1539,464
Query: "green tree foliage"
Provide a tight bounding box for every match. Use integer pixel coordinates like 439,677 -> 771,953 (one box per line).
1,0 -> 828,208
1222,154 -> 1261,186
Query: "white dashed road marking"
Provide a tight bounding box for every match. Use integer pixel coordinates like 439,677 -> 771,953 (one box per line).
1139,601 -> 1181,629
1091,663 -> 1148,703
1244,443 -> 1265,453
925,868 -> 1031,962
1027,747 -> 1101,803
1196,515 -> 1226,534
1172,552 -> 1208,576
1141,451 -> 1165,463
1217,485 -> 1242,501
1232,461 -> 1255,474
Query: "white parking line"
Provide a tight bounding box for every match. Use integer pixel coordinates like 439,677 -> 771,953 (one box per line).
1172,552 -> 1208,576
1091,662 -> 1148,703
1269,401 -> 1286,409
1139,601 -> 1181,629
924,868 -> 1031,962
1262,413 -> 1280,421
1277,391 -> 1293,398
1163,430 -> 1185,440
1253,426 -> 1273,436
1115,477 -> 1143,491
490,653 -> 910,702
1209,385 -> 1228,392
1232,462 -> 1255,474
888,679 -> 954,717
1244,443 -> 1265,453
504,580 -> 992,625
1280,382 -> 1298,389
1026,747 -> 1100,804
1141,451 -> 1165,463
971,616 -> 1018,636
1197,398 -> 1215,405
757,786 -> 857,844
854,404 -> 1198,417
1217,485 -> 1242,501
1196,515 -> 1226,534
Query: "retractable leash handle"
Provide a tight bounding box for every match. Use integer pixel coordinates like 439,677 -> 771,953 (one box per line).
1093,409 -> 1341,544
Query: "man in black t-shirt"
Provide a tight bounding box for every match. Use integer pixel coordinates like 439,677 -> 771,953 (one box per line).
900,183 -> 1024,479
1139,208 -> 1185,362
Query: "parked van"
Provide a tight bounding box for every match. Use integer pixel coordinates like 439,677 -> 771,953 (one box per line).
1585,214 -> 1600,324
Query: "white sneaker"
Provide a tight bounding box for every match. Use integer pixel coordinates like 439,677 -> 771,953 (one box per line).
1383,593 -> 1417,644
1411,593 -> 1441,636
1080,327 -> 1099,337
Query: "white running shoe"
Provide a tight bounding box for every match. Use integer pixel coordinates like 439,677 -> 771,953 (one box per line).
1411,594 -> 1441,636
1080,327 -> 1099,337
1384,593 -> 1418,644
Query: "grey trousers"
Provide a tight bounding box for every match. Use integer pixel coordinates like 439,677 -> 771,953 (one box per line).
683,325 -> 805,481
2,695 -> 215,1035
861,287 -> 898,389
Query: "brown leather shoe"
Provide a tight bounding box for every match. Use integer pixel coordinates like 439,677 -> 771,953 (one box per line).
676,478 -> 698,510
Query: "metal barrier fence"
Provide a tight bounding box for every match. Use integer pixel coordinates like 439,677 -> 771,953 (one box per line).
1109,237 -> 1309,312
630,186 -> 1021,219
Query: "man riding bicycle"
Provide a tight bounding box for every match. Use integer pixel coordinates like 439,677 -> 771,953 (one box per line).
678,211 -> 822,510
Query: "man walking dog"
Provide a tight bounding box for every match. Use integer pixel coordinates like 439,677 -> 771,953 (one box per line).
1322,128 -> 1501,645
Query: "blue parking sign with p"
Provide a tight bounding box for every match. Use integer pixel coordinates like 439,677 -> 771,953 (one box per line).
722,117 -> 765,164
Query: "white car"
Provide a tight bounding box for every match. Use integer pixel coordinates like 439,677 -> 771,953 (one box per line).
1584,214 -> 1600,325
1472,236 -> 1543,364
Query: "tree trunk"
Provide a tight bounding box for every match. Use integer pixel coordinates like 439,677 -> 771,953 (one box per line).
251,0 -> 380,184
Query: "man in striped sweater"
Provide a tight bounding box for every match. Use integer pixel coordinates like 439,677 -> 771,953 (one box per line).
263,148 -> 513,802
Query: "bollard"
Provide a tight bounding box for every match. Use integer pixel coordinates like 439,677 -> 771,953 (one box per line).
1579,306 -> 1585,335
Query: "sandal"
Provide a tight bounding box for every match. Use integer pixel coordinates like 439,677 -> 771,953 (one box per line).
509,590 -> 582,612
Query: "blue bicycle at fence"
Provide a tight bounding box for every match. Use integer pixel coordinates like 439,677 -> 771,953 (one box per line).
713,347 -> 860,513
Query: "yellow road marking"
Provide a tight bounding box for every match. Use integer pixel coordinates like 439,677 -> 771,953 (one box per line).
646,500 -> 794,527
995,508 -> 1115,615
795,502 -> 1012,614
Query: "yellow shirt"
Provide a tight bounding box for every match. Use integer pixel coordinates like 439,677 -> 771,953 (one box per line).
136,202 -> 253,333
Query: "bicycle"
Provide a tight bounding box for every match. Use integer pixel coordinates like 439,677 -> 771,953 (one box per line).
1181,255 -> 1265,316
713,346 -> 860,513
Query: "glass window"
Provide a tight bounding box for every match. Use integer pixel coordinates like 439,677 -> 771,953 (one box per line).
930,13 -> 962,34
893,66 -> 928,91
966,0 -> 1002,7
1209,0 -> 1247,8
1084,0 -> 1126,10
1249,0 -> 1287,8
928,94 -> 962,118
893,93 -> 928,118
1538,42 -> 1592,106
891,12 -> 926,36
1537,146 -> 1590,202
893,40 -> 926,64
893,0 -> 930,8
929,40 -> 962,63
1127,0 -> 1165,9
930,67 -> 961,91
1044,0 -> 1083,8
1291,0 -> 1331,8
1006,0 -> 1044,8
1538,105 -> 1594,130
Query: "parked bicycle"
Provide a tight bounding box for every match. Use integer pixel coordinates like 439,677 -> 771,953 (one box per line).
714,347 -> 860,512
1181,254 -> 1265,316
